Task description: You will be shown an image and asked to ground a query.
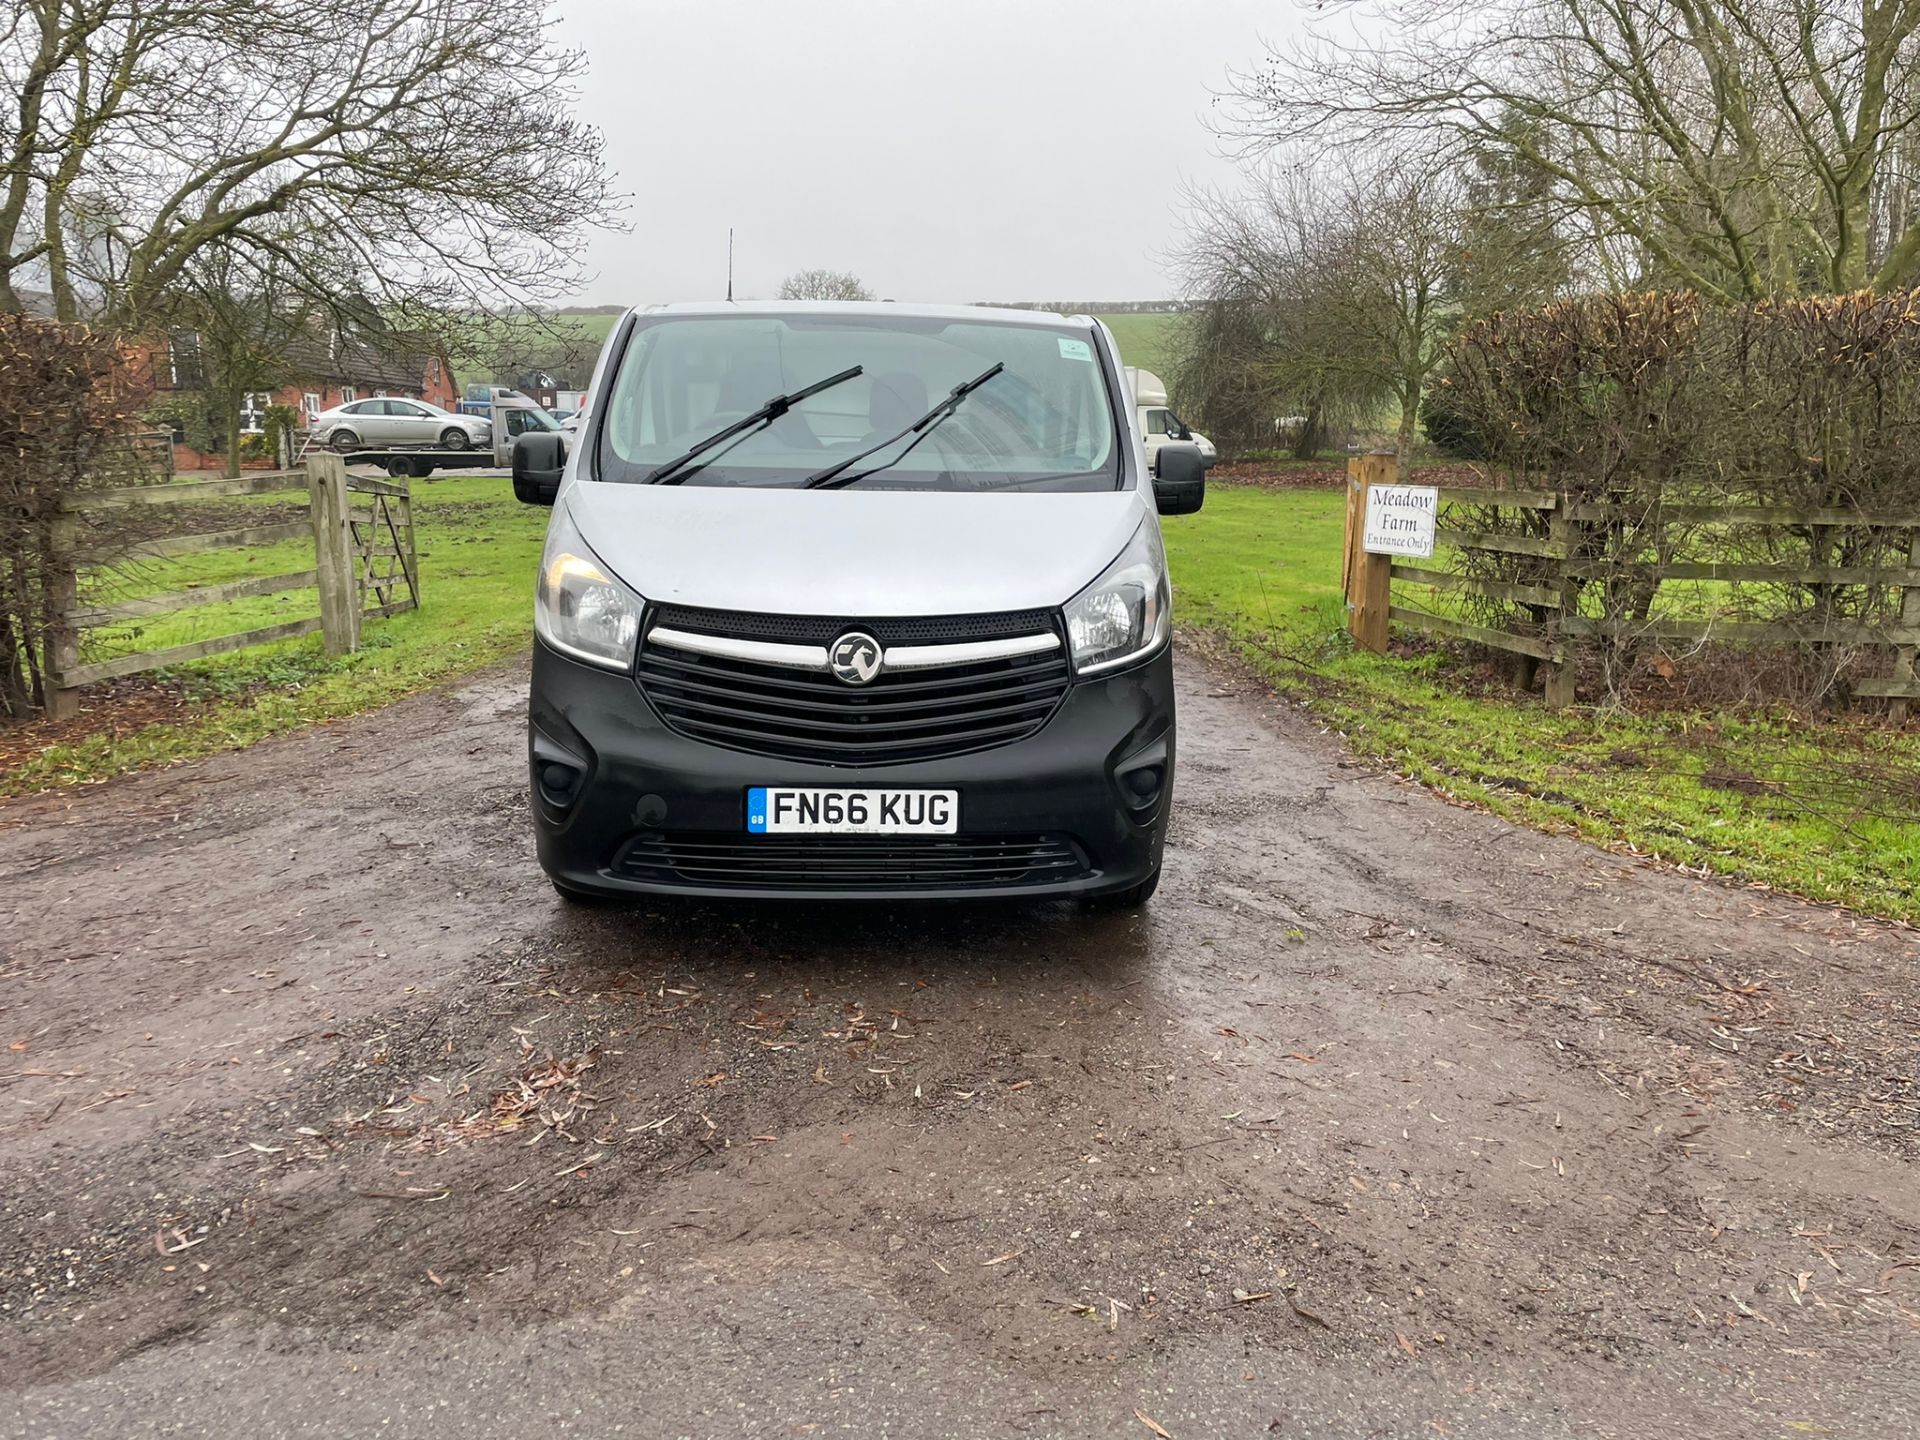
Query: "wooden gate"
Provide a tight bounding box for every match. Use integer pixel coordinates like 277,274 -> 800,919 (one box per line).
46,454 -> 420,716
349,477 -> 419,621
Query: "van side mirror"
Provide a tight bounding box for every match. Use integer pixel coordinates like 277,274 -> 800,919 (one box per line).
512,432 -> 566,506
1152,442 -> 1206,515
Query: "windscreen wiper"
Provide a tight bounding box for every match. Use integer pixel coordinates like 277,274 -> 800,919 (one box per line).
646,365 -> 864,485
801,362 -> 1004,490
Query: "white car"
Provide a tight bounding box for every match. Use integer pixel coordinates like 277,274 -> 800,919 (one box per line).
313,397 -> 491,453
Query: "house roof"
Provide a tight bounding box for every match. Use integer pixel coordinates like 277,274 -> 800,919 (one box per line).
282,332 -> 432,390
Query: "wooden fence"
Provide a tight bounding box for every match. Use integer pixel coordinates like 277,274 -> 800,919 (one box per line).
1342,453 -> 1920,717
45,454 -> 418,718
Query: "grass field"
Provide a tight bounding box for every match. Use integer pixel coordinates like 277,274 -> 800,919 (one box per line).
1095,312 -> 1181,378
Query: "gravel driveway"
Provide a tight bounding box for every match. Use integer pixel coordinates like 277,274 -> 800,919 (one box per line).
2,648 -> 1917,1438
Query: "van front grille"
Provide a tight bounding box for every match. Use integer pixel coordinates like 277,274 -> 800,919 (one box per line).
635,607 -> 1070,766
613,832 -> 1089,890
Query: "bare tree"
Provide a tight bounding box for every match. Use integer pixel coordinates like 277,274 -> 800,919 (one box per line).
777,269 -> 875,302
163,237 -> 337,476
1180,155 -> 1518,478
1,0 -> 619,325
1223,0 -> 1920,300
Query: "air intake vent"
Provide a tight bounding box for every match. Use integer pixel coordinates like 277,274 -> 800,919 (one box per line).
614,832 -> 1089,890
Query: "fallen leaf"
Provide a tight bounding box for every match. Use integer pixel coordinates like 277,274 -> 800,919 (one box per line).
1135,1410 -> 1172,1438
1396,1330 -> 1419,1357
426,1269 -> 446,1287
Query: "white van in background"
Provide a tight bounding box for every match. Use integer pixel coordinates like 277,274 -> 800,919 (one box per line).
1125,367 -> 1217,471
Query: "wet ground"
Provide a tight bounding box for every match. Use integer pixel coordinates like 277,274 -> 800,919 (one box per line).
2,647 -> 1917,1438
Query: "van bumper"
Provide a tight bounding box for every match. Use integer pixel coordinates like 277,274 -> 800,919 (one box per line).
528,639 -> 1175,901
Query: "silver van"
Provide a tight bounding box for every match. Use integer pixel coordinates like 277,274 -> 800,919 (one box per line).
513,302 -> 1205,906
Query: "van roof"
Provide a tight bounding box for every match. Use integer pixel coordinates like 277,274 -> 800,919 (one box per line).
632,300 -> 1092,328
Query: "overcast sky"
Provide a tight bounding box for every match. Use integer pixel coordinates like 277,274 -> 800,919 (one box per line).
550,0 -> 1292,307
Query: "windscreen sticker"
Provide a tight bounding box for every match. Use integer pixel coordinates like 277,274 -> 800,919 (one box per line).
1057,337 -> 1094,362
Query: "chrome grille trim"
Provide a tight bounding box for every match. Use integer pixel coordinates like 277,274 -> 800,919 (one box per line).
644,625 -> 1060,674
647,627 -> 827,671
881,632 -> 1060,671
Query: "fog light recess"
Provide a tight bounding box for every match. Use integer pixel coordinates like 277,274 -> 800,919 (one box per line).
1114,735 -> 1171,815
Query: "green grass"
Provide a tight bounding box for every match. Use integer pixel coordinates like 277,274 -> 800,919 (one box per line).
1095,312 -> 1180,379
1161,486 -> 1920,925
550,309 -> 620,347
7,476 -> 549,795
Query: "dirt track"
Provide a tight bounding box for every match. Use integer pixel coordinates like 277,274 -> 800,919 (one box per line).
2,646 -> 1918,1438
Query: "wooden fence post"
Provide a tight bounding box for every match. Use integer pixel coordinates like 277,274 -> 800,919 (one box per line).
307,454 -> 359,656
42,514 -> 80,720
1892,529 -> 1920,725
1542,496 -> 1578,708
1344,452 -> 1394,654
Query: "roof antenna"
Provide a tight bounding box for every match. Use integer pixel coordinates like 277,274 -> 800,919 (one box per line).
726,227 -> 734,302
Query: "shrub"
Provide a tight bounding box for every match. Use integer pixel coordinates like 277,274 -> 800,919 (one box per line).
1436,291 -> 1920,706
1418,383 -> 1487,460
0,317 -> 152,716
146,391 -> 220,453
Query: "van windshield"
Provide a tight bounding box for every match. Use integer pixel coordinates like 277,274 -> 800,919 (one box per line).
594,313 -> 1121,492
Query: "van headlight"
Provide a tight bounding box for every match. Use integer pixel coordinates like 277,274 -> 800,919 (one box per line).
535,505 -> 641,671
1064,522 -> 1171,674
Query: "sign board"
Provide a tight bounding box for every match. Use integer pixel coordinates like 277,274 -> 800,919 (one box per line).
1363,484 -> 1438,558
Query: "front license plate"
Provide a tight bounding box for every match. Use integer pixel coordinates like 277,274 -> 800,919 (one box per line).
747,787 -> 959,835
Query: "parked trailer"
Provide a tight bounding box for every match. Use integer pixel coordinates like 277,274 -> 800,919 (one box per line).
354,448 -> 504,479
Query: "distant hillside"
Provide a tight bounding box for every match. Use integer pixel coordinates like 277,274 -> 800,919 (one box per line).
1096,312 -> 1182,379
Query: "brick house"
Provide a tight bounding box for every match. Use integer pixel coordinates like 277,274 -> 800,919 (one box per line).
152,328 -> 460,471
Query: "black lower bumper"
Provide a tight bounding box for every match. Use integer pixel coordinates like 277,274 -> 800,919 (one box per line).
527,639 -> 1175,901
